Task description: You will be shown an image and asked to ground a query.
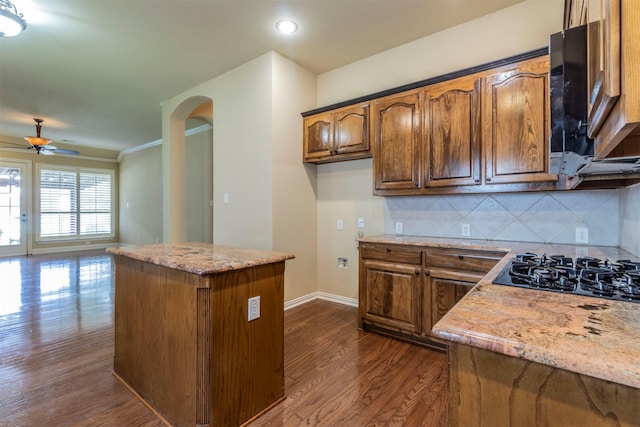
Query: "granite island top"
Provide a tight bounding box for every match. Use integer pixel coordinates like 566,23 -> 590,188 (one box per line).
359,235 -> 640,389
107,242 -> 295,276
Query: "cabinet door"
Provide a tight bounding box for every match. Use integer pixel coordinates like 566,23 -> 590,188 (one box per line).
362,259 -> 421,334
586,0 -> 620,138
483,57 -> 557,185
424,76 -> 481,187
372,91 -> 422,191
303,112 -> 334,162
422,268 -> 482,336
334,104 -> 369,154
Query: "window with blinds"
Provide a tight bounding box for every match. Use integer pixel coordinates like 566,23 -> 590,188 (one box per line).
38,166 -> 114,240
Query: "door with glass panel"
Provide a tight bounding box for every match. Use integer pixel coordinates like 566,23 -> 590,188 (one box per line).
0,161 -> 28,256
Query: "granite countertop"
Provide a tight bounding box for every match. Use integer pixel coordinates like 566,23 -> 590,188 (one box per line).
359,235 -> 640,389
107,242 -> 295,276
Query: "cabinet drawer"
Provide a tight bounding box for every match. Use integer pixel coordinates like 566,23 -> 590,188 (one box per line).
425,248 -> 504,273
360,243 -> 422,265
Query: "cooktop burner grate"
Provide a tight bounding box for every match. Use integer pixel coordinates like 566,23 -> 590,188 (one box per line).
492,253 -> 640,302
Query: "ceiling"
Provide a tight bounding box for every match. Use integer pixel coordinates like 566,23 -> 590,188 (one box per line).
0,0 -> 524,154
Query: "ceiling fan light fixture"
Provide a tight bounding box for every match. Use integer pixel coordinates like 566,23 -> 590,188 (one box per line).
24,118 -> 52,147
0,0 -> 27,37
24,136 -> 52,146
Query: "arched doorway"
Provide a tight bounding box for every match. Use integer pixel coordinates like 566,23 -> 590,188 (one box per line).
163,97 -> 213,243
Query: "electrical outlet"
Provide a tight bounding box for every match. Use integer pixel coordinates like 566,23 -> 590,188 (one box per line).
461,223 -> 471,237
338,257 -> 349,268
337,219 -> 343,230
395,222 -> 403,235
248,296 -> 260,321
358,217 -> 365,228
575,227 -> 589,244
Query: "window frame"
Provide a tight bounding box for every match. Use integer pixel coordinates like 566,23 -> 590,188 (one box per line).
36,164 -> 115,242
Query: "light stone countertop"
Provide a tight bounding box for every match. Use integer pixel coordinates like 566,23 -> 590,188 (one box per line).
358,235 -> 640,389
107,242 -> 295,276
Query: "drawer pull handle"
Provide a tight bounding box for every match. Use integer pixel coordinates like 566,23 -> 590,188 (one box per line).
455,254 -> 503,261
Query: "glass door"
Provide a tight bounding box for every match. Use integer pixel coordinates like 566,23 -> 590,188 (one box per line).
0,161 -> 28,256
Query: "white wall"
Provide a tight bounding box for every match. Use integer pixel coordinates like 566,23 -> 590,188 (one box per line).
315,0 -> 566,298
185,125 -> 213,243
161,52 -> 318,302
118,145 -> 163,245
271,52 -> 320,301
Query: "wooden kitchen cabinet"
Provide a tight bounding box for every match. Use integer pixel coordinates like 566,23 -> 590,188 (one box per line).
590,0 -> 640,160
359,241 -> 504,348
372,91 -> 422,191
303,103 -> 371,164
358,243 -> 422,335
372,54 -> 556,196
482,56 -> 557,185
565,0 -> 640,160
423,75 -> 482,188
422,248 -> 502,338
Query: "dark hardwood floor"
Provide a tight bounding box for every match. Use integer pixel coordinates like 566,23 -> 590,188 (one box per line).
0,250 -> 448,426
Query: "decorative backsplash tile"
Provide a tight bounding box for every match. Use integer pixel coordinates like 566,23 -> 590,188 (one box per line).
620,184 -> 640,256
384,190 -> 620,247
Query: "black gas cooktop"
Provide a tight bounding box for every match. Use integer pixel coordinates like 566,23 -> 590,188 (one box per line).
492,253 -> 640,302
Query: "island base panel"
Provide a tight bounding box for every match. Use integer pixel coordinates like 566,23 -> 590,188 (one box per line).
113,256 -> 285,427
449,343 -> 640,427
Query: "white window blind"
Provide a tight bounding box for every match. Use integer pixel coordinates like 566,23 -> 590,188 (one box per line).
38,167 -> 113,240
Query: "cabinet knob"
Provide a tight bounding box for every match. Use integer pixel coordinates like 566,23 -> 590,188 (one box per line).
474,178 -> 480,183
458,255 -> 464,260
386,248 -> 391,253
425,270 -> 430,276
486,177 -> 492,182
415,268 -> 420,275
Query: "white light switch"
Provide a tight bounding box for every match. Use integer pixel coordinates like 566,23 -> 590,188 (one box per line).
223,193 -> 229,204
337,219 -> 343,230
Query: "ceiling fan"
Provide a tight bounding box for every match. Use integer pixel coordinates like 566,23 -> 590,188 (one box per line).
20,118 -> 80,155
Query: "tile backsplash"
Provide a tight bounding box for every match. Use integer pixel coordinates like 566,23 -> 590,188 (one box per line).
384,190 -> 620,247
620,184 -> 640,256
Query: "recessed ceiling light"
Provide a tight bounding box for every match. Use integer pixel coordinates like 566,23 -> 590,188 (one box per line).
276,19 -> 298,34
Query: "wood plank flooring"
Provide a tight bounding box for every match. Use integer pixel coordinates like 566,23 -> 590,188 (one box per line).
0,251 -> 448,426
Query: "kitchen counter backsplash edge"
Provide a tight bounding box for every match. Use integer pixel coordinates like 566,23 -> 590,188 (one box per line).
357,234 -> 636,260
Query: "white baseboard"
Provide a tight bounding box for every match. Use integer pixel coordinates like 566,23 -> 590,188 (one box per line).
284,291 -> 358,311
32,242 -> 118,255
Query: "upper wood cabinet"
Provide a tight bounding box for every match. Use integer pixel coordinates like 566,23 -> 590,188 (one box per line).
424,75 -> 482,188
303,103 -> 371,164
586,0 -> 621,138
566,0 -> 640,160
372,91 -> 422,191
482,56 -> 557,185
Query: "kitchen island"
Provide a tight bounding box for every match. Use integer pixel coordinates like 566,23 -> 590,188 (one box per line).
107,243 -> 294,427
424,239 -> 640,426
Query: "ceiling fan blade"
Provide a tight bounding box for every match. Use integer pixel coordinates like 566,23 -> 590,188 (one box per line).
41,149 -> 55,155
52,148 -> 80,155
45,145 -> 80,155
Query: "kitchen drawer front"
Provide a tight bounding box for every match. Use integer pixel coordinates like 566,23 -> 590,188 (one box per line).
360,243 -> 422,265
425,248 -> 504,272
